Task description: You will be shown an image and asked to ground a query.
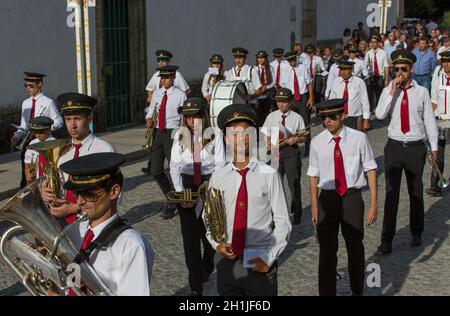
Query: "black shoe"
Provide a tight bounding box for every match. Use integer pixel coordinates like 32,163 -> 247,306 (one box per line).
201,272 -> 211,283
142,168 -> 151,175
375,243 -> 392,256
410,235 -> 422,248
189,290 -> 203,297
425,188 -> 442,197
352,292 -> 363,296
160,205 -> 177,220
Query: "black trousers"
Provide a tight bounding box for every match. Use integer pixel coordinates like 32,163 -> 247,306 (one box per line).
150,129 -> 175,196
381,139 -> 427,244
254,97 -> 272,128
278,147 -> 302,217
313,75 -> 323,104
368,76 -> 384,111
293,95 -> 311,151
20,137 -> 33,189
430,139 -> 447,192
344,116 -> 360,131
317,189 -> 365,296
178,174 -> 215,293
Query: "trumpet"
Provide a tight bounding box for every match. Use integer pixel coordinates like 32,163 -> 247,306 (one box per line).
167,182 -> 208,204
426,144 -> 449,189
143,109 -> 159,151
268,123 -> 315,155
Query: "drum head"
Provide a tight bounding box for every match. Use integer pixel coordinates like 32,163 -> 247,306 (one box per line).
210,80 -> 248,127
437,120 -> 450,129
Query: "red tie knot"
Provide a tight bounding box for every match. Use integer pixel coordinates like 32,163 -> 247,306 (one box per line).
74,143 -> 83,151
446,77 -> 450,85
238,168 -> 250,177
81,229 -> 95,251
333,136 -> 341,145
344,79 -> 349,84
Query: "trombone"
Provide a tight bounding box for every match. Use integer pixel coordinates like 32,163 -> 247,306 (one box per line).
426,143 -> 449,189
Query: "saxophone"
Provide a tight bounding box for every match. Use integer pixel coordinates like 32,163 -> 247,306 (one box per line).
143,109 -> 159,151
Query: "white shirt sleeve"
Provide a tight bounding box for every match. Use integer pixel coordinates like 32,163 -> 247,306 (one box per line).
48,99 -> 64,131
146,73 -> 159,92
213,131 -> 226,170
360,80 -> 371,119
375,86 -> 394,120
14,100 -> 28,140
307,140 -> 320,178
360,134 -> 377,172
422,88 -> 439,151
169,132 -> 184,192
146,94 -> 158,120
175,72 -> 190,92
251,67 -> 262,91
201,73 -> 210,98
430,69 -> 439,105
24,149 -> 34,164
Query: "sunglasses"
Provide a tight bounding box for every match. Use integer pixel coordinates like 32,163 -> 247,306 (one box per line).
393,67 -> 409,73
74,188 -> 107,202
320,114 -> 339,121
24,83 -> 37,88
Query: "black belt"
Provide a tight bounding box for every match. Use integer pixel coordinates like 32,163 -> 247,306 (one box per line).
322,188 -> 361,194
388,138 -> 424,148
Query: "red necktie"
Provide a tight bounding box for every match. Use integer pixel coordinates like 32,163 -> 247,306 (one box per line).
333,137 -> 348,197
293,68 -> 302,101
276,62 -> 281,89
68,229 -> 94,296
279,114 -> 286,140
232,168 -> 250,258
30,98 -> 36,120
343,79 -> 350,114
310,58 -> 314,78
400,86 -> 412,134
159,91 -> 168,131
260,66 -> 266,86
373,51 -> 380,77
65,143 -> 83,224
236,67 -> 241,77
193,135 -> 202,186
38,153 -> 47,178
445,77 -> 450,114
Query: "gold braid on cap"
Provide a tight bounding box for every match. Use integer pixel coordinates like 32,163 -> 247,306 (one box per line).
70,174 -> 112,185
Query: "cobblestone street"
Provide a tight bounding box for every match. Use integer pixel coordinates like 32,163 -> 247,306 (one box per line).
1,123 -> 450,296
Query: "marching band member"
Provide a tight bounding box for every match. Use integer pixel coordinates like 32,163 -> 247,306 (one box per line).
348,46 -> 369,80
365,35 -> 390,111
205,103 -> 291,296
146,65 -> 186,220
58,153 -> 154,296
375,50 -> 439,255
426,51 -> 450,197
305,44 -> 327,104
12,72 -> 63,189
169,97 -> 225,296
325,48 -> 345,100
308,99 -> 378,296
24,116 -> 56,184
263,88 -> 306,225
294,43 -> 309,66
330,60 -> 371,131
41,93 -> 115,224
254,50 -> 275,127
225,47 -> 262,104
281,50 -> 314,155
146,50 -> 190,104
270,48 -> 290,90
201,54 -> 225,104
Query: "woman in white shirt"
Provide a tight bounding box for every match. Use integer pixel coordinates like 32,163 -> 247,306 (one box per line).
201,54 -> 225,104
169,97 -> 225,296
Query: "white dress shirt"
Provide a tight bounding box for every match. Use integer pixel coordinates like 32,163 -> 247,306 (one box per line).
254,64 -> 275,104
330,76 -> 371,119
225,64 -> 262,95
364,49 -> 389,78
307,126 -> 377,190
201,72 -> 221,98
437,46 -> 450,61
296,52 -> 309,66
375,80 -> 439,151
58,133 -> 116,183
146,86 -> 186,129
205,158 -> 292,267
14,93 -> 63,140
349,57 -> 369,79
306,55 -> 326,77
262,110 -> 305,140
270,59 -> 290,81
70,214 -> 154,296
431,67 -> 450,116
24,136 -> 56,178
325,63 -> 340,98
280,64 -> 311,95
170,128 -> 226,192
145,71 -> 190,93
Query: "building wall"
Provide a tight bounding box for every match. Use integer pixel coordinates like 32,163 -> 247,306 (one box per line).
0,0 -> 96,109
146,0 -> 302,81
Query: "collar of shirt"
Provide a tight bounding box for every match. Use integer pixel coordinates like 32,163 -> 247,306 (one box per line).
30,93 -> 43,101
339,76 -> 354,84
226,156 -> 259,173
73,132 -> 95,150
88,213 -> 120,242
162,86 -> 175,95
326,126 -> 348,144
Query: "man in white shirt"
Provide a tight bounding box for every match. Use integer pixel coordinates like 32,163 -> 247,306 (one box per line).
58,153 -> 154,296
145,65 -> 187,220
375,50 -> 439,255
270,48 -> 290,90
348,46 -> 369,80
12,72 -> 63,189
305,44 -> 327,104
254,50 -> 275,127
225,47 -> 262,104
263,88 -> 306,225
294,43 -> 309,67
330,60 -> 371,131
365,35 -> 390,110
41,93 -> 115,225
308,99 -> 378,296
325,48 -> 345,100
205,104 -> 292,296
426,51 -> 450,197
145,50 -> 190,104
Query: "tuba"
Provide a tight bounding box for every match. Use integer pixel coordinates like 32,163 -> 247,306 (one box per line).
0,181 -> 113,296
201,182 -> 227,244
28,139 -> 72,204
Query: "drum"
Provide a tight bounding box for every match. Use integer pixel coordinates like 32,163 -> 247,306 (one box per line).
210,80 -> 248,127
437,119 -> 450,141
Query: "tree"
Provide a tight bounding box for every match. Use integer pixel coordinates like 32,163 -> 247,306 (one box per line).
442,11 -> 450,27
405,0 -> 438,19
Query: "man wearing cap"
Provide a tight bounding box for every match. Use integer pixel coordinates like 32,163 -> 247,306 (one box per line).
41,93 -> 115,224
145,65 -> 186,219
254,50 -> 275,127
170,97 -> 225,296
270,48 -> 290,91
263,88 -> 306,225
24,116 -> 56,184
58,153 -> 154,296
308,99 -> 378,296
146,50 -> 190,104
348,46 -> 369,80
426,51 -> 450,197
365,35 -> 390,110
305,44 -> 327,104
12,72 -> 63,189
202,54 -> 225,104
330,60 -> 371,131
204,104 -> 291,296
375,49 -> 439,255
325,48 -> 345,100
281,50 -> 314,155
225,48 -> 262,103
